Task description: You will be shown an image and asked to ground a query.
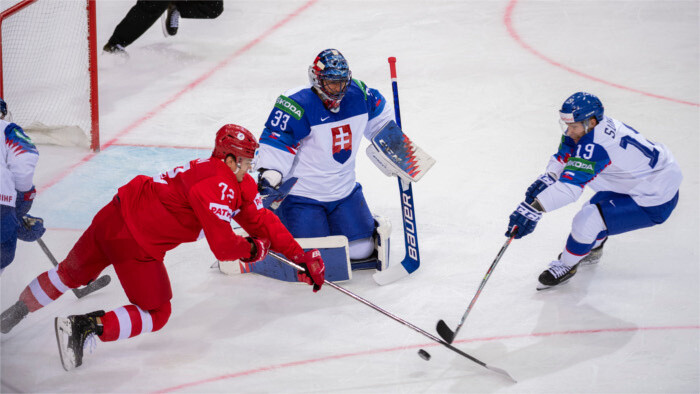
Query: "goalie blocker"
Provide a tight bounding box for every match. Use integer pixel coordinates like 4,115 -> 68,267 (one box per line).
366,120 -> 435,184
218,217 -> 391,282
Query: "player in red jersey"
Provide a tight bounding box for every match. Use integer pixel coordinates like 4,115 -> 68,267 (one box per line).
0,124 -> 325,370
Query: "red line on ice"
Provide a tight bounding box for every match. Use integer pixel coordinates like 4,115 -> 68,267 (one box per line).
153,325 -> 700,393
504,0 -> 699,107
37,0 -> 319,194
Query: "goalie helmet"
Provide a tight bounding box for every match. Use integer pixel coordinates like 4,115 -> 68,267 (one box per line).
0,98 -> 6,119
212,124 -> 259,160
559,92 -> 604,123
308,49 -> 352,112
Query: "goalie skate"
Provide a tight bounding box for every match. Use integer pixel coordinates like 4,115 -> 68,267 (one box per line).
537,261 -> 579,290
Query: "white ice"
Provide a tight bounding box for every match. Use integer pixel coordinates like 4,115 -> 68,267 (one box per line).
1,0 -> 698,393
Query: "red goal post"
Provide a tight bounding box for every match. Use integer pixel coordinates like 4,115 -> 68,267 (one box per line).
0,0 -> 100,152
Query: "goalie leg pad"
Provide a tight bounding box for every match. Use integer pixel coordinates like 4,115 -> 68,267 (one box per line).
219,235 -> 352,282
349,215 -> 391,271
374,215 -> 391,271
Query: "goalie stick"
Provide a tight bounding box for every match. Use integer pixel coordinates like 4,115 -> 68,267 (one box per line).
436,227 -> 517,343
269,252 -> 516,382
23,218 -> 111,299
373,57 -> 422,285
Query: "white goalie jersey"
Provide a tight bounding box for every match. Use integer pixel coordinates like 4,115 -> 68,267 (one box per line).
255,80 -> 393,202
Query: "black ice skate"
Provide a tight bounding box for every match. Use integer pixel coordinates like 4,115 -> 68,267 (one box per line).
537,261 -> 579,290
102,43 -> 127,56
55,310 -> 104,371
1,300 -> 29,334
162,4 -> 180,37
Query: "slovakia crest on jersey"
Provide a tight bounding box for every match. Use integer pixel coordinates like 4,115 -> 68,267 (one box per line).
331,125 -> 352,164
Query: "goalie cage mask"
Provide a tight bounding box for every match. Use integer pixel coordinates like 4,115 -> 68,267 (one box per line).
212,124 -> 259,160
308,49 -> 352,111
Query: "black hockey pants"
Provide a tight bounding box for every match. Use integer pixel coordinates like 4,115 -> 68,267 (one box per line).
106,0 -> 224,48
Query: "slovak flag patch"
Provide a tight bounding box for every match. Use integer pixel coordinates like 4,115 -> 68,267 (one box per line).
210,202 -> 232,221
331,124 -> 352,164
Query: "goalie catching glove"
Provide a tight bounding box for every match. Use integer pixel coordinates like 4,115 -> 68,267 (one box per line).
293,249 -> 325,292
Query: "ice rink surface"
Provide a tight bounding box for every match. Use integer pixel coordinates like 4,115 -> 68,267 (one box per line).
1,0 -> 698,392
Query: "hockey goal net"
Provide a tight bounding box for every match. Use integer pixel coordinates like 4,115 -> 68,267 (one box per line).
0,0 -> 100,151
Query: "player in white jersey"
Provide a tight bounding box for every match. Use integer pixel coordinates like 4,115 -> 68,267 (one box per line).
505,92 -> 682,289
254,49 -> 394,270
0,98 -> 45,275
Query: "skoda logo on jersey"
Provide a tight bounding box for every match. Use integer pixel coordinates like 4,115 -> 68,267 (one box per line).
331,124 -> 352,164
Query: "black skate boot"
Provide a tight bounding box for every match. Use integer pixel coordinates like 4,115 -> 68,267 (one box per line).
55,310 -> 104,371
103,42 -> 125,54
102,43 -> 129,60
1,300 -> 29,334
537,261 -> 579,290
162,4 -> 180,37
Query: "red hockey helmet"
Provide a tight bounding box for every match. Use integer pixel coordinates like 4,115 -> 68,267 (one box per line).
212,124 -> 259,160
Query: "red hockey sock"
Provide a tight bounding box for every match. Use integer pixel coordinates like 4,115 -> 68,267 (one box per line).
99,302 -> 171,342
19,268 -> 70,312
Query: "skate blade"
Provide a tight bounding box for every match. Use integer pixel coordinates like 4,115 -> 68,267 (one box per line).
55,317 -> 75,371
161,11 -> 169,37
579,257 -> 601,266
536,277 -> 573,291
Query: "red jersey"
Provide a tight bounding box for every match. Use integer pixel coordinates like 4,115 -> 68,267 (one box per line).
117,157 -> 303,262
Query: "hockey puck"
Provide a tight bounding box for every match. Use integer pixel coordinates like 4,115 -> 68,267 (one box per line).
417,349 -> 431,361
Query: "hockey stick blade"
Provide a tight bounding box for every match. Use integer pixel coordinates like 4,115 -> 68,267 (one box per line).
436,319 -> 456,343
71,275 -> 111,298
22,217 -> 112,300
436,231 -> 517,342
269,252 -> 516,382
372,263 -> 410,285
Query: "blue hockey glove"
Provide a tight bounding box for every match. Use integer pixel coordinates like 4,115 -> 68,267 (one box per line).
258,170 -> 297,210
525,173 -> 557,204
18,214 -> 45,242
15,186 -> 36,217
506,202 -> 542,239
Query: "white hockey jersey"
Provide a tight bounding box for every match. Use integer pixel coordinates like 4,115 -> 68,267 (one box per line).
254,80 -> 393,202
537,116 -> 682,212
1,119 -> 39,207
